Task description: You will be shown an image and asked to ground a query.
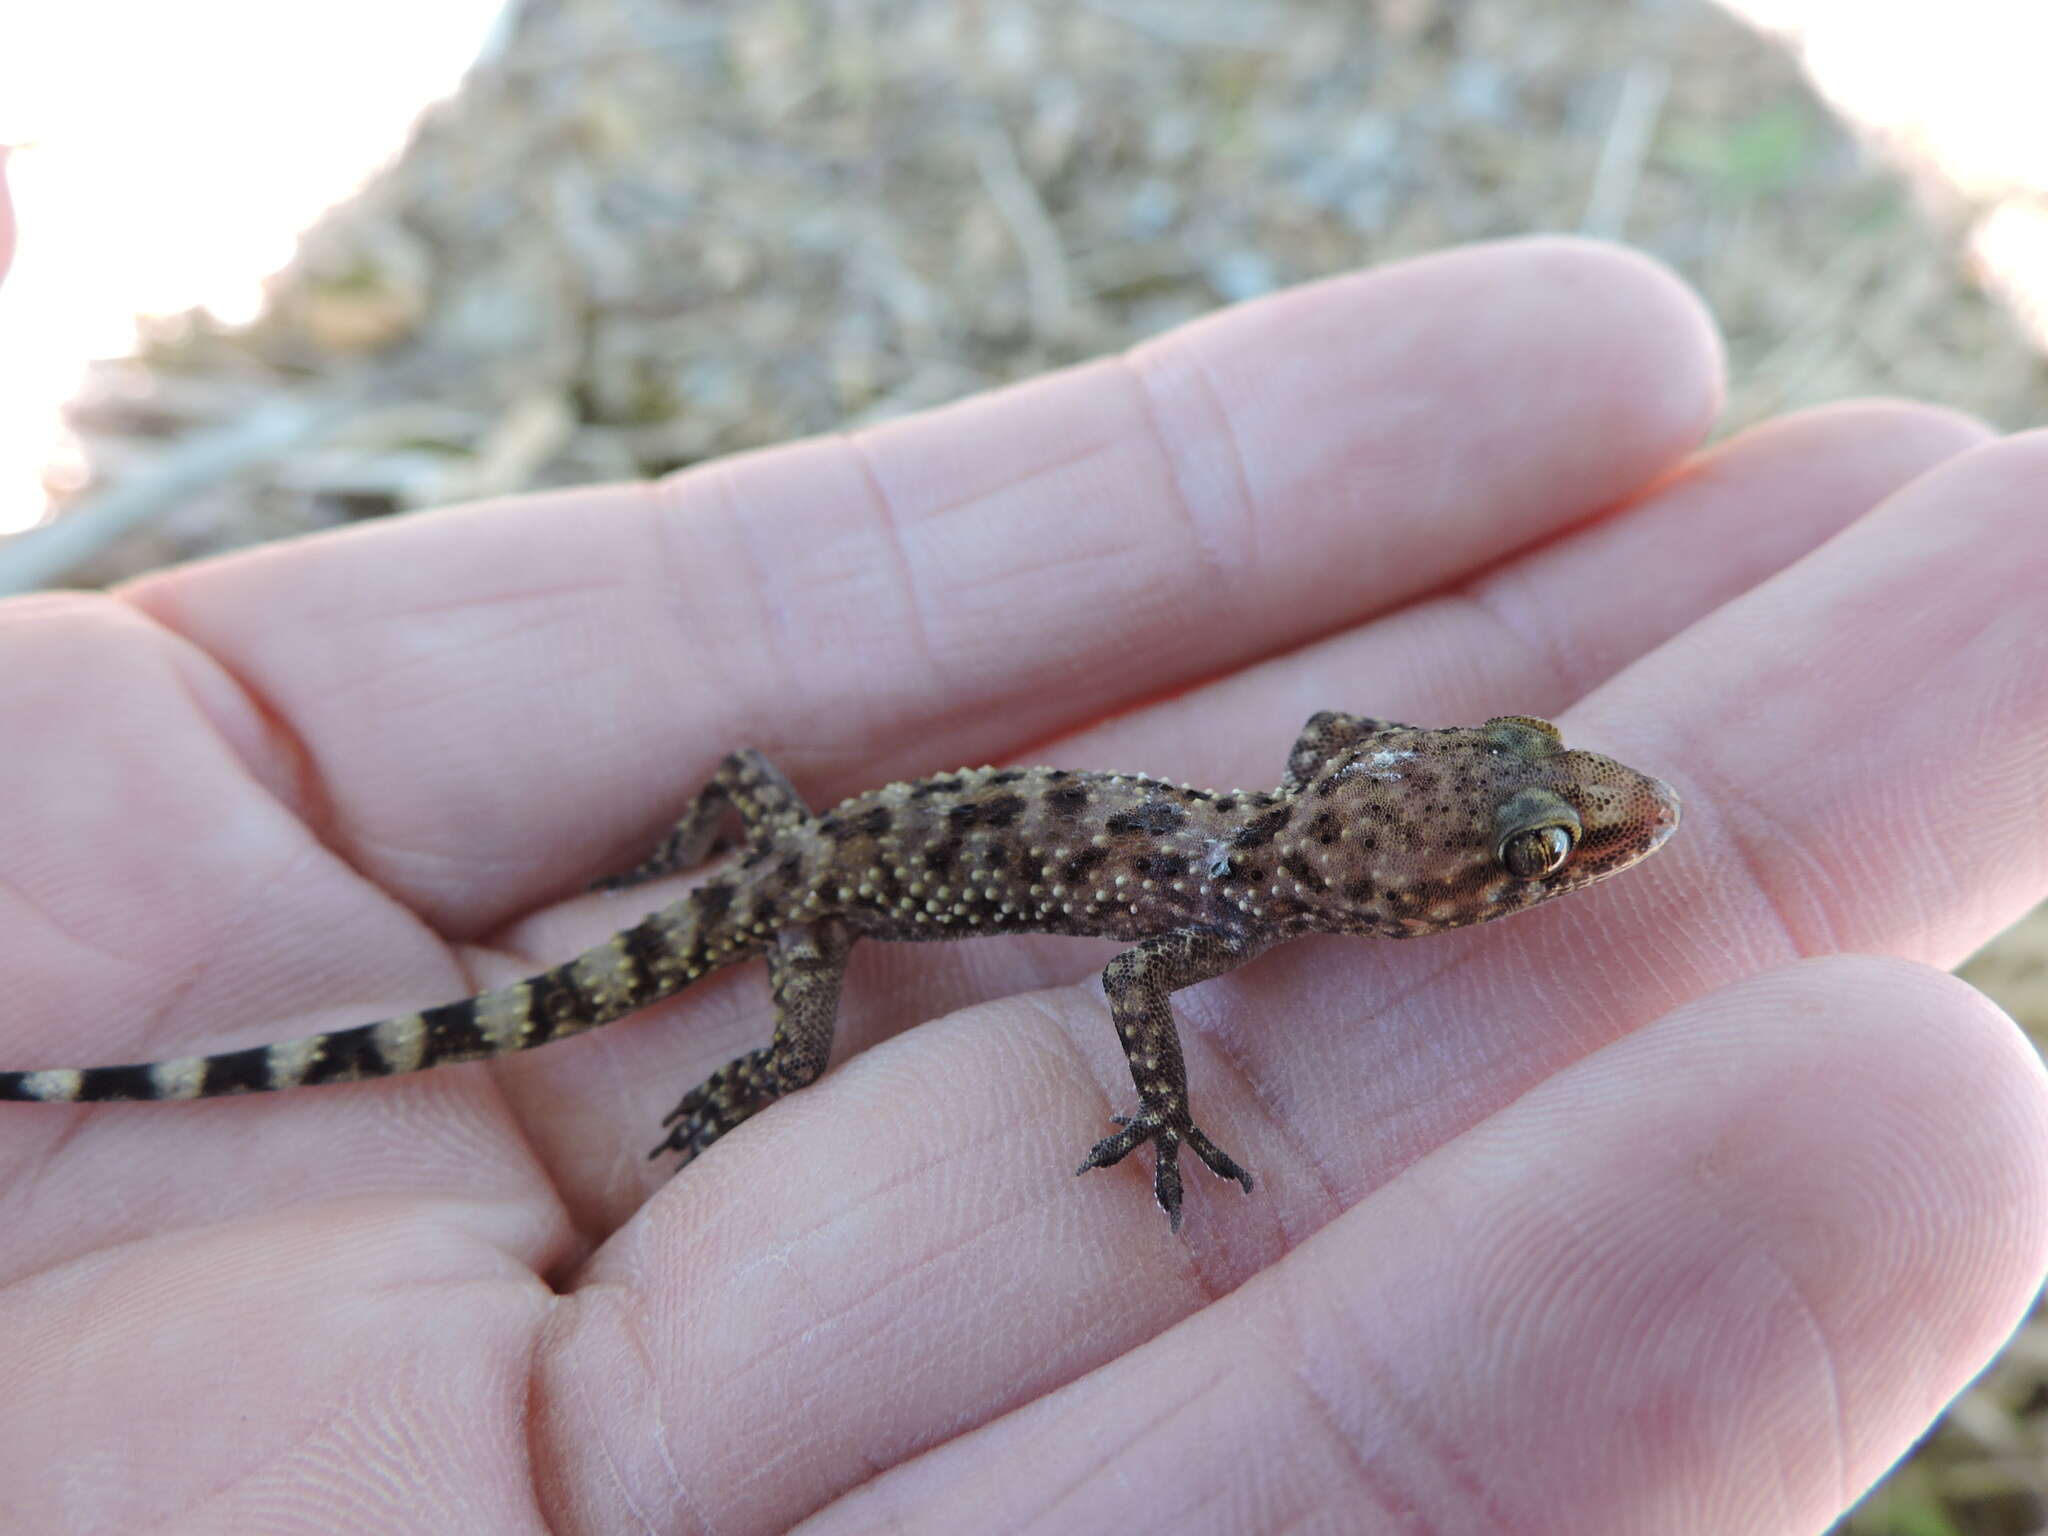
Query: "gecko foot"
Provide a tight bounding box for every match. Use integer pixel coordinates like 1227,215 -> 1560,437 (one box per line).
647,1048 -> 778,1165
1077,1111 -> 1253,1231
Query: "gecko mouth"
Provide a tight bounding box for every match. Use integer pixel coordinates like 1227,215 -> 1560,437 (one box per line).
1645,776 -> 1682,851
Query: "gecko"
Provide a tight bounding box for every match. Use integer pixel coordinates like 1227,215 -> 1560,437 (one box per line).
0,713 -> 1678,1229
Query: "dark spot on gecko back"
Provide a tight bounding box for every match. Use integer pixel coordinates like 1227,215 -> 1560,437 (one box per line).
1233,805 -> 1293,849
1061,846 -> 1110,883
1046,783 -> 1090,816
1309,810 -> 1341,844
924,837 -> 962,875
1105,802 -> 1186,836
1280,853 -> 1327,891
979,793 -> 1026,827
988,769 -> 1027,785
912,777 -> 964,798
1137,852 -> 1188,881
949,793 -> 1026,830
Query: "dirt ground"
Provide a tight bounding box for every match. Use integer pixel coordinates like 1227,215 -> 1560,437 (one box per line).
18,1 -> 2048,1528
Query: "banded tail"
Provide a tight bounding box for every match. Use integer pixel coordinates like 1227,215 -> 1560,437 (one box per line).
0,888 -> 747,1105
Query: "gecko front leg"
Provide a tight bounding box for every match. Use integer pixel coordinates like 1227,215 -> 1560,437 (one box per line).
1078,926 -> 1272,1230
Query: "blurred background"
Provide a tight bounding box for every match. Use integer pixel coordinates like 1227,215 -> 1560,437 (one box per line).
1,1 -> 2044,1527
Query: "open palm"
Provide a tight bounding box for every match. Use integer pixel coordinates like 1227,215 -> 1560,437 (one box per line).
3,238 -> 2045,1534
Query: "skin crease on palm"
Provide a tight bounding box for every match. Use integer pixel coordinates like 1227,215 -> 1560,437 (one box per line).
2,204 -> 2047,1536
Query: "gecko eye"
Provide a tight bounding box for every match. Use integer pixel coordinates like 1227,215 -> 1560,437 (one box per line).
1501,825 -> 1574,880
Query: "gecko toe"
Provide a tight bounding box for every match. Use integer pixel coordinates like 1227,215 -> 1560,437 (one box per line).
1077,1118 -> 1147,1174
1185,1124 -> 1254,1194
1154,1145 -> 1185,1231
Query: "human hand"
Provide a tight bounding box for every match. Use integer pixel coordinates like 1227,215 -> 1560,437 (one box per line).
0,149 -> 15,286
2,238 -> 2044,1533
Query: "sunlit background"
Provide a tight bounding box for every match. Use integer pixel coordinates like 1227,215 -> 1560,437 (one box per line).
1723,0 -> 2048,349
0,0 -> 507,533
3,0 -> 2047,538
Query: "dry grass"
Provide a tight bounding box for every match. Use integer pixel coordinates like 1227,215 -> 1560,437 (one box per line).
18,0 -> 2048,1527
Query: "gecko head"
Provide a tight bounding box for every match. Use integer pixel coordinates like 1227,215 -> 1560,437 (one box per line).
1304,715 -> 1679,934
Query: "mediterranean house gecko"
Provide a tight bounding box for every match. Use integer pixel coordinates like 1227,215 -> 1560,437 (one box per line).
0,712 -> 1678,1228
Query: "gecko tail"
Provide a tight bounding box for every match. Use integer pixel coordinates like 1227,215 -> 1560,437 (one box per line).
0,892 -> 748,1105
0,1016 -> 421,1103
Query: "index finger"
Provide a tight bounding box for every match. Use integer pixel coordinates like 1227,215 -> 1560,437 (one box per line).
124,238 -> 1719,931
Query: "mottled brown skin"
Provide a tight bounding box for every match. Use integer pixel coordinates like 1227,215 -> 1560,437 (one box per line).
0,714 -> 1679,1229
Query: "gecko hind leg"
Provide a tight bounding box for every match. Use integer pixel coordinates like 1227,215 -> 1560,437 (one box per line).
649,922 -> 853,1164
596,748 -> 810,891
1077,926 -> 1270,1230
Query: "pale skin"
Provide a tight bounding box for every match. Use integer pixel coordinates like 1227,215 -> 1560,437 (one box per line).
2,216 -> 2047,1535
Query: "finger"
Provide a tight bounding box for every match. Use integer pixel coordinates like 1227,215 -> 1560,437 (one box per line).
497,397 -> 1987,1224
796,960 -> 2048,1535
123,238 -> 1720,931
